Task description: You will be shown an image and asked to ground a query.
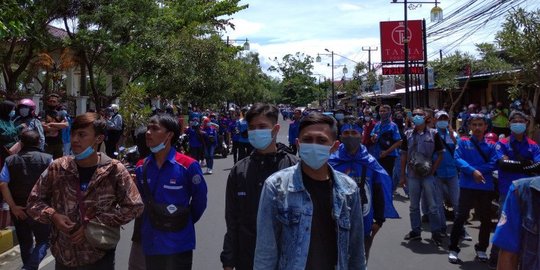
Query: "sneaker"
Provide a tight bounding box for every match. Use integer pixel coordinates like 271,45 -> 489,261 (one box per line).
431,234 -> 443,246
404,231 -> 422,241
207,169 -> 213,174
476,250 -> 489,262
461,230 -> 473,241
448,251 -> 459,264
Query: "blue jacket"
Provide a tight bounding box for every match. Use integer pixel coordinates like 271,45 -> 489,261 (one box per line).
288,120 -> 300,146
135,148 -> 208,255
434,129 -> 458,178
496,135 -> 540,196
492,177 -> 540,270
454,136 -> 498,191
329,144 -> 399,237
254,164 -> 366,270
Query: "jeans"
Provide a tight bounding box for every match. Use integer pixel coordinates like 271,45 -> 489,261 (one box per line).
379,156 -> 396,180
55,249 -> 115,270
392,155 -> 402,192
12,217 -> 50,270
232,141 -> 239,163
449,188 -> 494,253
205,145 -> 215,169
407,175 -> 442,234
146,250 -> 193,270
237,142 -> 253,162
434,176 -> 459,232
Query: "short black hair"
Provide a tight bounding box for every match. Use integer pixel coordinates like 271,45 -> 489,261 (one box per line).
149,114 -> 180,145
20,129 -> 40,147
245,103 -> 279,125
299,112 -> 338,140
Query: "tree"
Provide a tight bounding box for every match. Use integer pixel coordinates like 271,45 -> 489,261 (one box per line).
431,44 -> 511,119
0,0 -> 63,97
496,8 -> 540,128
269,52 -> 321,106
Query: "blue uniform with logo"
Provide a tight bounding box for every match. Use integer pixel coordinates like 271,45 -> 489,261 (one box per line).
135,149 -> 208,255
493,177 -> 540,269
329,144 -> 399,237
496,136 -> 540,196
236,119 -> 249,144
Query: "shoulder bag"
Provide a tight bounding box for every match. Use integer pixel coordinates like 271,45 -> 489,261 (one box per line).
142,159 -> 191,232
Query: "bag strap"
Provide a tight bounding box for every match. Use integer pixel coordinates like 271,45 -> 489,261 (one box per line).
471,138 -> 489,162
142,158 -> 156,204
510,140 -> 528,162
440,133 -> 455,155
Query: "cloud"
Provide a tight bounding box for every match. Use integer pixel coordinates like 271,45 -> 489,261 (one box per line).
337,3 -> 363,11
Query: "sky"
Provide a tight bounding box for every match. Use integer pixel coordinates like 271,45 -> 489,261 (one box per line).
223,0 -> 540,80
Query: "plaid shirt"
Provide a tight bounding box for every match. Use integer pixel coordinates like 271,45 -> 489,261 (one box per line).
27,153 -> 144,267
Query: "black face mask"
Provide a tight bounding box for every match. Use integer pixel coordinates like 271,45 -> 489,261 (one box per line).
341,136 -> 361,153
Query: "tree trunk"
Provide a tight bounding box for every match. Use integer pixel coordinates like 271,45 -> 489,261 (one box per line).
448,76 -> 471,124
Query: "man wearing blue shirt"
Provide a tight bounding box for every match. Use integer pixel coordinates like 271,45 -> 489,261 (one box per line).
492,176 -> 540,270
370,105 -> 403,178
449,114 -> 498,264
433,111 -> 460,236
236,107 -> 252,162
288,108 -> 301,154
490,110 -> 540,268
135,114 -> 208,270
329,123 -> 399,260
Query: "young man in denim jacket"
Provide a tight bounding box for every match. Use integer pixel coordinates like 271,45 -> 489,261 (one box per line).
254,113 -> 366,270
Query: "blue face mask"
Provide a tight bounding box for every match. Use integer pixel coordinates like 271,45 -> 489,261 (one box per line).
9,110 -> 15,119
299,143 -> 332,170
248,129 -> 273,150
74,146 -> 95,160
412,115 -> 425,126
510,123 -> 526,134
436,121 -> 449,129
150,142 -> 166,153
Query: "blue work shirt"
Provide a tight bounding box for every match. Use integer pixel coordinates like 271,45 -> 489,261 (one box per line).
135,148 -> 208,255
237,119 -> 249,143
496,135 -> 540,196
370,121 -> 402,157
288,120 -> 300,146
434,129 -> 458,178
329,144 -> 399,236
454,136 -> 498,191
492,183 -> 521,254
186,127 -> 203,148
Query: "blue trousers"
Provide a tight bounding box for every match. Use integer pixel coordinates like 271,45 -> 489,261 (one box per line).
13,216 -> 51,270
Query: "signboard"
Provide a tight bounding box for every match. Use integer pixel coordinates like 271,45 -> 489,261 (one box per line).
382,66 -> 424,75
380,20 -> 424,62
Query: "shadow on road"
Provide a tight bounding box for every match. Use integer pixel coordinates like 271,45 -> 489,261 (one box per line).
400,240 -> 448,255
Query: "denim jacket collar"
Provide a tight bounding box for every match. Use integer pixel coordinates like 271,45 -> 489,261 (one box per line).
289,163 -> 356,219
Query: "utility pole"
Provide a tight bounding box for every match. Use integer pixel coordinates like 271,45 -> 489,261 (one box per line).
362,47 -> 379,72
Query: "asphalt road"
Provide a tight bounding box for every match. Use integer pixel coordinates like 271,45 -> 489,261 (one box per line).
2,117 -> 494,270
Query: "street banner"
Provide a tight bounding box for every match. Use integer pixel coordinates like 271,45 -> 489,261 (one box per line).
380,20 -> 424,62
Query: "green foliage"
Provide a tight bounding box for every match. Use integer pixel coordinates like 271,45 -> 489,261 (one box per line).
269,53 -> 321,106
496,8 -> 540,91
118,83 -> 151,138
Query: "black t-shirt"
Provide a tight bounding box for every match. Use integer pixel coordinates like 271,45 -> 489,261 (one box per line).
302,170 -> 337,270
78,165 -> 97,192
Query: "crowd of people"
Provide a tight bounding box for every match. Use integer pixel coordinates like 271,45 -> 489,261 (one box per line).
0,96 -> 539,270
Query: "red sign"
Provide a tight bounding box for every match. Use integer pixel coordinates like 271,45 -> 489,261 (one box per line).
382,66 -> 424,75
380,20 -> 424,62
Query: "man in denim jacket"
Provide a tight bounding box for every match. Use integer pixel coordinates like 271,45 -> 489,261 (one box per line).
254,113 -> 366,270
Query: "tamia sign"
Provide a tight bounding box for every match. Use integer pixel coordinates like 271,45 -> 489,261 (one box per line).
380,20 -> 424,62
